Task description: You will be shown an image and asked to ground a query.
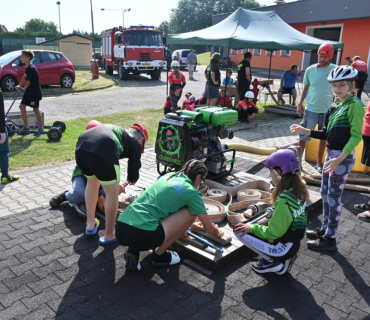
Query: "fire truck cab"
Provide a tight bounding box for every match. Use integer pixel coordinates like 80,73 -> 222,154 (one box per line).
101,25 -> 166,80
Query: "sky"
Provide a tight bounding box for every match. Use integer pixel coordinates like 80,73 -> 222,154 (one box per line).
0,0 -> 296,34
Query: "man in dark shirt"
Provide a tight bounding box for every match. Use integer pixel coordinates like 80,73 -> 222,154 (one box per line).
16,50 -> 43,134
237,52 -> 253,101
0,65 -> 19,184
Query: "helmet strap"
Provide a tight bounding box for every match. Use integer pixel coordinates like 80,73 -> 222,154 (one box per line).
272,169 -> 281,180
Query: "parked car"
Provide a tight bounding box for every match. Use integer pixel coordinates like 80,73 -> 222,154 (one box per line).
172,49 -> 197,70
0,50 -> 75,91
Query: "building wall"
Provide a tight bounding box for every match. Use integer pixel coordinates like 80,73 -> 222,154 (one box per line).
229,18 -> 370,72
58,35 -> 92,66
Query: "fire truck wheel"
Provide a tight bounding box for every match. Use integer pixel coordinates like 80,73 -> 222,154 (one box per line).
151,69 -> 161,80
118,61 -> 129,80
104,60 -> 113,75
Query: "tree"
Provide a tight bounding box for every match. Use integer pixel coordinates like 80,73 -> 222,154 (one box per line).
158,0 -> 260,35
16,19 -> 58,34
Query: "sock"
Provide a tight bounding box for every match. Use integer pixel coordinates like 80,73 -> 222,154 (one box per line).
152,251 -> 171,263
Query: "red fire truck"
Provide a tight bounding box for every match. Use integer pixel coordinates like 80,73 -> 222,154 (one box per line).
101,25 -> 166,80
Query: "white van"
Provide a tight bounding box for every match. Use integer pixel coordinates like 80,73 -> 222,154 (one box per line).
172,49 -> 197,70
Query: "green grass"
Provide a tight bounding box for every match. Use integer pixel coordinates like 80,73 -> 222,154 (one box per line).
9,109 -> 164,171
9,104 -> 283,171
197,52 -> 210,66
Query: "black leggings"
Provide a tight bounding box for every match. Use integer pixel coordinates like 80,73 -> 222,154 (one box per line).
115,221 -> 165,252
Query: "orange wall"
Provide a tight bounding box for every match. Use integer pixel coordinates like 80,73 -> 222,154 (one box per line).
230,18 -> 370,71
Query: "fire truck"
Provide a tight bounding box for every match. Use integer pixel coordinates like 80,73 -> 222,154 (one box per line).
101,25 -> 166,80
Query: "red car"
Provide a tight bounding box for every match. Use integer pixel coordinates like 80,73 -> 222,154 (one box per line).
0,50 -> 75,91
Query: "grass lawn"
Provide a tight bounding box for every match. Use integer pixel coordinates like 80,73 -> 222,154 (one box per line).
2,71 -> 115,98
197,52 -> 210,66
9,105 -> 283,171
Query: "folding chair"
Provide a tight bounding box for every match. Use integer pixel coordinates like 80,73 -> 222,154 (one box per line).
259,79 -> 278,106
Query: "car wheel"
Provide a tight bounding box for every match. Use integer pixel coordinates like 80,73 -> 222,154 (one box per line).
105,60 -> 113,75
118,61 -> 129,80
151,69 -> 161,80
47,128 -> 62,141
60,74 -> 73,88
1,76 -> 17,91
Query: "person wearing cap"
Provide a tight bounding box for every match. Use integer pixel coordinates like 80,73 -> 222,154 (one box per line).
236,91 -> 259,122
291,65 -> 364,251
169,61 -> 186,112
50,120 -> 106,217
344,56 -> 352,66
351,56 -> 368,99
75,122 -> 149,245
297,42 -> 337,173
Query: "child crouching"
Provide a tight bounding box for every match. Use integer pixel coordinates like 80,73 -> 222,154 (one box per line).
234,149 -> 308,275
236,91 -> 259,122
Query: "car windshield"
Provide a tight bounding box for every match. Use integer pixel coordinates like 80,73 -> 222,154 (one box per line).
124,31 -> 163,46
0,51 -> 21,65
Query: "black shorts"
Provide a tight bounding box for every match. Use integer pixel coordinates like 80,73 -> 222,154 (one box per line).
20,98 -> 40,108
115,221 -> 165,252
75,150 -> 120,185
361,135 -> 370,166
282,87 -> 295,95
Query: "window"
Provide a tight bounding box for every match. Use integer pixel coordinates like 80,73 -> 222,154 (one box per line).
241,49 -> 249,54
31,52 -> 42,64
231,49 -> 238,54
265,50 -> 275,56
124,31 -> 163,46
280,49 -> 291,57
253,48 -> 261,55
41,52 -> 62,63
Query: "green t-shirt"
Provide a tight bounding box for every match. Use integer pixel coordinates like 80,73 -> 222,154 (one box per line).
303,63 -> 336,113
71,165 -> 82,181
117,173 -> 207,231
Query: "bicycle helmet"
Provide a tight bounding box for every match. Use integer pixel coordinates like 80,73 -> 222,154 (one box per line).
245,91 -> 254,99
265,149 -> 300,175
317,42 -> 334,60
327,65 -> 358,83
171,61 -> 180,67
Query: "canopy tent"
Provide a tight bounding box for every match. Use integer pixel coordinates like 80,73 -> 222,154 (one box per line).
167,8 -> 344,51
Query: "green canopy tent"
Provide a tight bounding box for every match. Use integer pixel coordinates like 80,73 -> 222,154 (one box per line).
167,8 -> 344,84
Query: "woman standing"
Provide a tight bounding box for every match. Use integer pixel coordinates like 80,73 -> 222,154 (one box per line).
116,160 -> 224,272
354,100 -> 370,222
290,65 -> 365,251
168,61 -> 186,112
204,53 -> 221,106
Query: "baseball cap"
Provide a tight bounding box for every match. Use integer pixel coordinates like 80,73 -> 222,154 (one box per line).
131,123 -> 149,153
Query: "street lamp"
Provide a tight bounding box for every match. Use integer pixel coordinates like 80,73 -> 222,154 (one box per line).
101,8 -> 131,28
56,1 -> 61,37
90,0 -> 99,79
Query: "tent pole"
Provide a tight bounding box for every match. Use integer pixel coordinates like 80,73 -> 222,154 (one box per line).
166,65 -> 169,96
268,51 -> 272,80
338,44 -> 344,65
223,47 -> 230,108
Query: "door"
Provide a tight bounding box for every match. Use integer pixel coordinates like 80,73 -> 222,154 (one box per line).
31,52 -> 46,85
41,52 -> 63,84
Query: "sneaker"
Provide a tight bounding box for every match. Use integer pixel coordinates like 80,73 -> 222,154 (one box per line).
251,258 -> 284,274
1,174 -> 19,184
124,251 -> 141,272
73,203 -> 87,219
307,236 -> 337,251
275,254 -> 297,275
49,190 -> 68,207
306,228 -> 325,240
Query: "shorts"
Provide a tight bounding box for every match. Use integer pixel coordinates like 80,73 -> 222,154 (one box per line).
75,150 -> 120,185
204,84 -> 220,99
115,221 -> 165,252
299,110 -> 326,141
282,87 -> 295,94
188,64 -> 195,71
20,99 -> 40,108
361,135 -> 370,166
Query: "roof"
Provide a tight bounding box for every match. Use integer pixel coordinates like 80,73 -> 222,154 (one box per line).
38,34 -> 92,45
0,24 -> 8,32
168,8 -> 343,50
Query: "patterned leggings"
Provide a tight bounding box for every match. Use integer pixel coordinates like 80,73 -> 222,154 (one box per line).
321,149 -> 355,238
170,90 -> 182,112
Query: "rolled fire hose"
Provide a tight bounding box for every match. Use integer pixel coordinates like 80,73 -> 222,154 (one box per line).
206,189 -> 228,202
236,189 -> 261,202
302,174 -> 370,193
203,198 -> 227,223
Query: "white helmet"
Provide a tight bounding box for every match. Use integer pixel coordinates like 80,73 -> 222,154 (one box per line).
189,95 -> 195,100
245,91 -> 254,99
328,65 -> 358,83
171,61 -> 180,67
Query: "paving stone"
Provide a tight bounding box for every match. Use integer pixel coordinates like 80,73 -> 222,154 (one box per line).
27,273 -> 63,294
3,271 -> 39,291
220,308 -> 251,320
126,300 -> 164,319
0,268 -> 16,282
320,303 -> 349,319
0,255 -> 21,270
33,261 -> 66,279
2,234 -> 30,249
53,307 -> 83,319
10,258 -> 43,276
0,300 -> 29,320
74,295 -> 111,318
0,285 -> 35,308
36,249 -> 66,266
22,287 -> 60,311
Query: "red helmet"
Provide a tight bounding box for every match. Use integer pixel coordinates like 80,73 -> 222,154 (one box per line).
317,42 -> 334,60
86,120 -> 102,130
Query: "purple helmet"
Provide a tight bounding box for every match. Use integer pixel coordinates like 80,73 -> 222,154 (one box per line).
265,149 -> 300,175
